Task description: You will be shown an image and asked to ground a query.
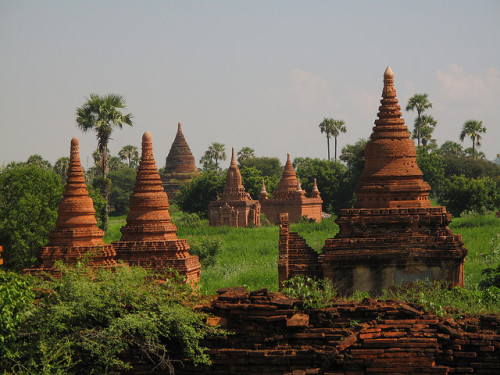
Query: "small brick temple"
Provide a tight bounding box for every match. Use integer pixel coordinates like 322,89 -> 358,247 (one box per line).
113,131 -> 201,283
208,148 -> 261,227
25,138 -> 116,274
260,153 -> 323,224
279,67 -> 467,295
162,122 -> 199,201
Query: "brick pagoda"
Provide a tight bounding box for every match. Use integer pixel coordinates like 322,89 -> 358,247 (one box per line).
162,122 -> 199,201
208,148 -> 261,227
260,153 -> 322,224
26,138 -> 116,274
113,131 -> 201,283
279,67 -> 467,294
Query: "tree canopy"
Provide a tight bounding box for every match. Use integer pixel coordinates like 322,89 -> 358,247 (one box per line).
318,117 -> 346,161
406,93 -> 433,147
459,120 -> 486,159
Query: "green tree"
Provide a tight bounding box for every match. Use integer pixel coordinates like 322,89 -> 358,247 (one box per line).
459,120 -> 486,159
294,157 -> 350,213
26,154 -> 52,170
318,117 -> 346,161
118,145 -> 139,168
442,155 -> 500,180
239,166 -> 280,199
76,93 -> 133,229
76,94 -> 133,178
177,171 -> 226,218
340,138 -> 367,179
205,142 -> 226,171
416,148 -> 445,196
438,175 -> 499,216
436,141 -> 464,157
406,93 -> 433,147
108,166 -> 136,215
237,146 -> 255,164
239,156 -> 282,178
414,114 -> 437,147
53,157 -> 69,182
0,165 -> 63,270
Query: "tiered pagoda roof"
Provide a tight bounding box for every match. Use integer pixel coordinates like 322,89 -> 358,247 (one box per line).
114,131 -> 201,283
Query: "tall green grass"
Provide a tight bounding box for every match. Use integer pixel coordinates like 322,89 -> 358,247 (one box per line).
104,208 -> 500,299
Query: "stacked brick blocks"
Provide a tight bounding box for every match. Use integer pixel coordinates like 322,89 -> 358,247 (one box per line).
113,131 -> 201,283
260,153 -> 323,224
162,122 -> 199,201
209,148 -> 261,227
25,138 -> 116,274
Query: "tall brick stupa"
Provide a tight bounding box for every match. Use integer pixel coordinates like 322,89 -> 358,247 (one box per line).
25,138 -> 116,274
113,131 -> 201,283
162,122 -> 199,201
260,153 -> 323,224
208,148 -> 261,227
279,67 -> 467,294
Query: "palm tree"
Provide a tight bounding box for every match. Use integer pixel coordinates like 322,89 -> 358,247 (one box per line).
406,94 -> 433,147
319,118 -> 346,161
118,145 -> 139,168
459,120 -> 486,159
413,114 -> 437,147
206,142 -> 226,170
237,146 -> 255,164
76,93 -> 133,178
53,157 -> 70,181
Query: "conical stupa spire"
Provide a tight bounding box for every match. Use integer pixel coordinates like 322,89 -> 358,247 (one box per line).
28,137 -> 116,272
275,153 -> 298,198
259,179 -> 269,200
120,131 -> 178,241
219,147 -> 251,200
354,67 -> 431,209
311,178 -> 321,198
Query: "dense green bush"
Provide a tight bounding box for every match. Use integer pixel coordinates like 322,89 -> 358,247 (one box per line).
189,236 -> 224,267
438,175 -> 499,216
177,171 -> 225,218
0,264 -> 224,374
108,166 -> 136,215
442,155 -> 500,180
0,165 -> 63,270
416,148 -> 445,196
294,157 -> 352,213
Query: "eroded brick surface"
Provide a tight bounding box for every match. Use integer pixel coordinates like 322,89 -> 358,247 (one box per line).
162,122 -> 199,201
260,154 -> 323,224
209,148 -> 261,227
114,131 -> 201,283
25,138 -> 116,274
125,288 -> 500,374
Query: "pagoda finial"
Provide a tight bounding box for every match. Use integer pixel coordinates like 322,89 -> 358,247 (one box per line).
178,122 -> 182,131
296,180 -> 302,191
231,147 -> 237,165
287,153 -> 291,162
311,178 -> 321,198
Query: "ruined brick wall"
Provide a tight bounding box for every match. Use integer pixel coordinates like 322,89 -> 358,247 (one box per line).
162,288 -> 499,374
279,213 -> 322,287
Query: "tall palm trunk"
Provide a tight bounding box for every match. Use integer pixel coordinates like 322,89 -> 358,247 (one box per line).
334,136 -> 338,160
327,137 -> 331,161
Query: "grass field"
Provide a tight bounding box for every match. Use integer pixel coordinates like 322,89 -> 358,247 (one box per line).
104,206 -> 499,296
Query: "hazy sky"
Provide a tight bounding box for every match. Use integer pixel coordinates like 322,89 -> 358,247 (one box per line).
1,0 -> 499,170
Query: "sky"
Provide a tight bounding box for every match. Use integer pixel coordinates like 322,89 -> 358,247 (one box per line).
1,0 -> 499,170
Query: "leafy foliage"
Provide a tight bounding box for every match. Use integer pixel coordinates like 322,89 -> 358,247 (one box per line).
294,157 -> 351,213
108,165 -> 136,215
0,165 -> 63,270
442,155 -> 500,180
416,147 -> 445,196
189,236 -> 224,267
200,142 -> 226,171
0,265 -> 224,374
282,275 -> 336,309
239,156 -> 282,178
438,175 -> 499,216
318,117 -> 347,161
177,171 -> 225,218
239,166 -> 279,199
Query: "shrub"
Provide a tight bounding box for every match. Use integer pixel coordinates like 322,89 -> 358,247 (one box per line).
177,172 -> 225,218
1,264 -> 225,374
282,275 -> 336,309
189,236 -> 224,267
438,175 -> 499,217
0,165 -> 63,270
